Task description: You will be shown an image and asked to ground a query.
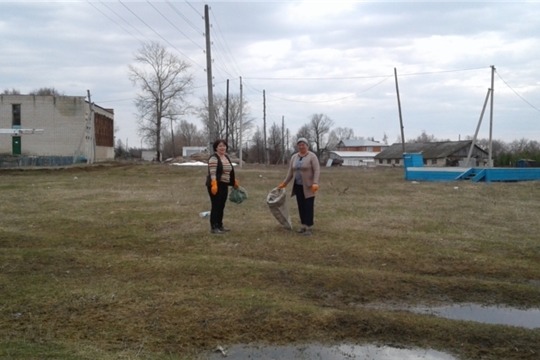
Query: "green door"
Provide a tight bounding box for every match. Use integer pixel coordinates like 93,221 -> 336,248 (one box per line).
12,136 -> 21,155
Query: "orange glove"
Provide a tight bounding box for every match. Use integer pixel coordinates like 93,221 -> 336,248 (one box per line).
234,179 -> 239,188
312,184 -> 319,193
278,183 -> 286,189
211,179 -> 218,195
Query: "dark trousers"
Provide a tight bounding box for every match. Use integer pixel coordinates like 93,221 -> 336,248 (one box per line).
207,181 -> 229,229
294,183 -> 315,227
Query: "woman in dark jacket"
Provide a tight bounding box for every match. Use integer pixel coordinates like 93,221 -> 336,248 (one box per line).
206,139 -> 239,234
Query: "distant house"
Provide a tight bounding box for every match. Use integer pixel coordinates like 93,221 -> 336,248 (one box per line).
182,146 -> 207,157
336,139 -> 389,152
374,141 -> 489,167
0,94 -> 114,162
141,150 -> 156,161
328,151 -> 380,167
329,139 -> 390,167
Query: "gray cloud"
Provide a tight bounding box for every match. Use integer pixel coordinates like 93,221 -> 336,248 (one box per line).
1,1 -> 539,145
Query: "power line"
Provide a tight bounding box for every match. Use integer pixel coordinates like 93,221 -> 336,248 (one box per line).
118,0 -> 205,70
243,66 -> 489,81
86,1 -> 147,43
184,0 -> 204,18
166,0 -> 202,34
210,8 -> 244,78
398,66 -> 489,76
242,76 -> 392,104
496,70 -> 540,113
146,0 -> 204,51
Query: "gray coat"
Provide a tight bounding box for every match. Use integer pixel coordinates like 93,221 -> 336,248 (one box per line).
282,151 -> 320,198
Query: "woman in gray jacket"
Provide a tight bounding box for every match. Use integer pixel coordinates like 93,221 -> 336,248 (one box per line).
278,137 -> 320,235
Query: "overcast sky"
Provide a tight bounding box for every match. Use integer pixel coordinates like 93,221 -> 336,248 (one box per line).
1,1 -> 539,148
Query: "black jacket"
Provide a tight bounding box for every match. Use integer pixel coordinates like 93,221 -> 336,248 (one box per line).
206,153 -> 235,187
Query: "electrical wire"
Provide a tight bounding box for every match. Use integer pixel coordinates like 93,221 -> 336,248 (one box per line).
185,0 -> 204,18
146,0 -> 204,51
242,75 -> 392,104
86,1 -> 147,43
495,70 -> 540,113
118,0 -> 205,70
166,0 -> 203,34
210,9 -> 244,78
243,66 -> 489,81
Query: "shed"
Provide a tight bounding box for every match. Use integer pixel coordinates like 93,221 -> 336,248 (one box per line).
183,146 -> 207,157
328,151 -> 379,167
375,141 -> 488,167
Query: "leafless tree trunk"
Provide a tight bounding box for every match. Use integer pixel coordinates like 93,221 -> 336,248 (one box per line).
129,41 -> 193,162
197,93 -> 255,152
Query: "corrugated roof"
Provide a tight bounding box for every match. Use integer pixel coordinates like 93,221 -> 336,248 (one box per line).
331,151 -> 380,158
337,139 -> 387,147
374,141 -> 485,159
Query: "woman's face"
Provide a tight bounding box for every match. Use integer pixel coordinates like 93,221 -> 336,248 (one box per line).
297,142 -> 308,154
216,142 -> 227,154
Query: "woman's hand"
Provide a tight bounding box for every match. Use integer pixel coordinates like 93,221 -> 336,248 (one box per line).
211,180 -> 218,195
234,179 -> 240,188
278,183 -> 286,189
312,184 -> 319,193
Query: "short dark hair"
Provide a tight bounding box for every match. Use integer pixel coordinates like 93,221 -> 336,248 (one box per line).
212,139 -> 228,152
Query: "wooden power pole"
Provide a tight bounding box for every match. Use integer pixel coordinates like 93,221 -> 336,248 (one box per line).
394,68 -> 405,154
204,5 -> 216,145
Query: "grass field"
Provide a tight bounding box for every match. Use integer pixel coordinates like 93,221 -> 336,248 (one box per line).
1,162 -> 539,359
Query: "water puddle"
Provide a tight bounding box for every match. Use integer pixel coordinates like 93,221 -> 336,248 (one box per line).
413,304 -> 540,329
206,343 -> 456,360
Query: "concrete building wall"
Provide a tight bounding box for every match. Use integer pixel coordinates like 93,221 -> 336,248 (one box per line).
0,95 -> 114,161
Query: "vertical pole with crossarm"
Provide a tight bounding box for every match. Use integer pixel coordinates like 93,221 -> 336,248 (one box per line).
205,4 -> 216,149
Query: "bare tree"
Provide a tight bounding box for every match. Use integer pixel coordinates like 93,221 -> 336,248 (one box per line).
29,87 -> 64,96
267,122 -> 283,164
129,41 -> 193,162
332,127 -> 355,140
248,127 -> 265,164
177,120 -> 204,147
2,88 -> 21,95
408,130 -> 438,143
197,93 -> 255,151
294,124 -> 313,147
308,113 -> 334,158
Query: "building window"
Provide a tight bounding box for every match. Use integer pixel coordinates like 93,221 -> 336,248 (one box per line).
12,104 -> 21,127
395,159 -> 400,165
387,159 -> 391,164
431,159 -> 437,165
379,159 -> 383,164
367,147 -> 372,152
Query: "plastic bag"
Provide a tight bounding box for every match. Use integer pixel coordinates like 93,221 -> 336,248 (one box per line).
229,186 -> 248,204
266,187 -> 292,230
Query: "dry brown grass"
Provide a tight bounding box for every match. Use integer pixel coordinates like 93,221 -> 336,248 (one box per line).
1,162 -> 540,359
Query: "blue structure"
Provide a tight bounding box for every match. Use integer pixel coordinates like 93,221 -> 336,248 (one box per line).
403,153 -> 540,182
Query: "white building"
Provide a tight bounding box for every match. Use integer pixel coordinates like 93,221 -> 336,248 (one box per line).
182,146 -> 207,157
0,94 -> 114,162
328,151 -> 380,167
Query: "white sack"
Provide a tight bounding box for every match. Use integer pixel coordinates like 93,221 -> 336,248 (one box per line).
266,187 -> 292,230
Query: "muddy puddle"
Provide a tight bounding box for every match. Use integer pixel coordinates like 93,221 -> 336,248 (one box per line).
413,304 -> 540,329
206,343 -> 457,359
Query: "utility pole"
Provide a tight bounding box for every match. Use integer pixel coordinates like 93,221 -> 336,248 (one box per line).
204,5 -> 215,146
394,68 -> 405,154
239,76 -> 243,168
87,90 -> 95,164
488,65 -> 495,167
225,79 -> 229,144
263,90 -> 268,164
465,88 -> 491,167
281,115 -> 285,164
